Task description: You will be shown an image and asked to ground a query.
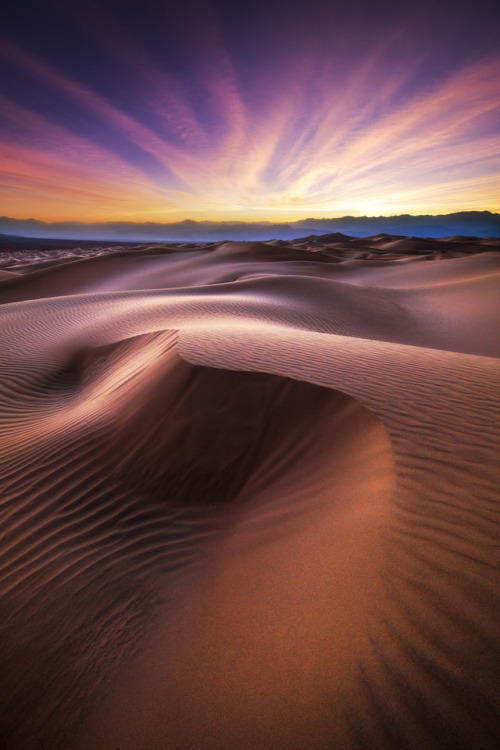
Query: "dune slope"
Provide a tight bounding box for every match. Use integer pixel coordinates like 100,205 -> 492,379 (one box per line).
0,236 -> 499,749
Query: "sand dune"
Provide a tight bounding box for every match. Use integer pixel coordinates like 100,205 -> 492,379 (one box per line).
0,236 -> 499,748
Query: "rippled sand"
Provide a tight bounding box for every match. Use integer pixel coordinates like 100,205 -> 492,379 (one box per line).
0,235 -> 499,748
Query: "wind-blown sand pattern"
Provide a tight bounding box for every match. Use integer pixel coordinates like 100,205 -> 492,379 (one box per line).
0,235 -> 499,749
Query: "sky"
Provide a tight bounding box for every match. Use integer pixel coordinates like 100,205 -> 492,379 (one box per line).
1,0 -> 500,224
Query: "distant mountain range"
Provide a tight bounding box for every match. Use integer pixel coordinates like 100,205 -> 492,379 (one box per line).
1,212 -> 499,242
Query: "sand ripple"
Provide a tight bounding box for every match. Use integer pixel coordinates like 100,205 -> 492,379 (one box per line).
0,238 -> 499,748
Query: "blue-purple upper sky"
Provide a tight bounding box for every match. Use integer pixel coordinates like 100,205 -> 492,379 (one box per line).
1,0 -> 499,222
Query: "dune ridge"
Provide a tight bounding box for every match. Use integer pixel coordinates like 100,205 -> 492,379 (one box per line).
0,237 -> 499,748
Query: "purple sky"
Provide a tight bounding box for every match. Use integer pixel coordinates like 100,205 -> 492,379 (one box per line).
1,0 -> 499,222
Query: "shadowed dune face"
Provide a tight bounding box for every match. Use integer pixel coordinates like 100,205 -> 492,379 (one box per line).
104,349 -> 350,508
0,329 -> 393,750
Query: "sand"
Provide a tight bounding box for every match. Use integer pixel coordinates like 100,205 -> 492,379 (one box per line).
0,235 -> 499,748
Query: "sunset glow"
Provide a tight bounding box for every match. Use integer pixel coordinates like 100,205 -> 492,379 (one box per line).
1,0 -> 500,223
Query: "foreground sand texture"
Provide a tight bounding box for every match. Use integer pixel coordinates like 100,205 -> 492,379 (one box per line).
0,235 -> 499,748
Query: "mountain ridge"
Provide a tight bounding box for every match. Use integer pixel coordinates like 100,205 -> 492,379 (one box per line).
1,211 -> 499,241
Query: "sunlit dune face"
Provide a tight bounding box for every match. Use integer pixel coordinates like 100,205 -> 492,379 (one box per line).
0,0 -> 499,222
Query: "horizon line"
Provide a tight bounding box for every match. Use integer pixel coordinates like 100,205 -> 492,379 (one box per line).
2,209 -> 499,226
